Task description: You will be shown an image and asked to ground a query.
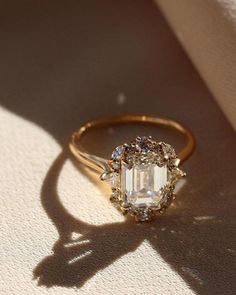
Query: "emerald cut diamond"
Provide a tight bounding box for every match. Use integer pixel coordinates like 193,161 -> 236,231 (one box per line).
106,136 -> 185,221
121,162 -> 167,207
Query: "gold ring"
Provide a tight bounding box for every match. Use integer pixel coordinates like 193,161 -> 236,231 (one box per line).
69,114 -> 195,221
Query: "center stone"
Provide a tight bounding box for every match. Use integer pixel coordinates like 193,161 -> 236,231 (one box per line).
121,162 -> 167,207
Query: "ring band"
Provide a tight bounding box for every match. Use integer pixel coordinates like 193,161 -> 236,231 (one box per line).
69,114 -> 195,221
70,114 -> 194,172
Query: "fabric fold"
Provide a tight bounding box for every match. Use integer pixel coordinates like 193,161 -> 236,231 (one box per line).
156,0 -> 236,130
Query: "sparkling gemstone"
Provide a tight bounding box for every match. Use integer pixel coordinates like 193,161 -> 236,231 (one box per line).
121,162 -> 167,207
111,146 -> 123,160
162,142 -> 176,158
111,172 -> 120,188
139,137 -> 149,152
135,208 -> 151,222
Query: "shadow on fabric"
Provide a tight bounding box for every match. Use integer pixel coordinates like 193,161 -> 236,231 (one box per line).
0,0 -> 235,294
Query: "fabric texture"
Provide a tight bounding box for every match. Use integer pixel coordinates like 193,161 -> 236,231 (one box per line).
0,1 -> 235,295
156,0 -> 236,130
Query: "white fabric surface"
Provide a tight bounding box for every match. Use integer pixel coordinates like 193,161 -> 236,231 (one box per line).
156,0 -> 236,130
0,1 -> 235,295
0,107 -> 195,295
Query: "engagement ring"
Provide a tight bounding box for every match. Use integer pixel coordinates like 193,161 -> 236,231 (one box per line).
69,115 -> 195,221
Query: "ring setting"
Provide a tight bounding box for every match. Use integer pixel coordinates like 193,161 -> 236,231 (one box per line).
102,136 -> 185,221
69,115 -> 194,222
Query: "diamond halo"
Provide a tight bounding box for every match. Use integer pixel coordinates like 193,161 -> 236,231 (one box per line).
102,136 -> 185,221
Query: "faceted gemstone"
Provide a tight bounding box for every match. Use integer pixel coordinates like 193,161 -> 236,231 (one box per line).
111,172 -> 120,188
121,161 -> 167,207
111,146 -> 123,160
139,136 -> 150,152
162,142 -> 176,159
135,208 -> 152,222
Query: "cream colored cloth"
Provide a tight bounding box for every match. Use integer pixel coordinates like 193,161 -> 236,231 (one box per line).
0,1 -> 235,295
0,107 -> 196,295
156,0 -> 236,130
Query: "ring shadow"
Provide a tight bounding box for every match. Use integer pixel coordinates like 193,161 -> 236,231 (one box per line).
33,149 -> 145,287
33,149 -> 236,294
